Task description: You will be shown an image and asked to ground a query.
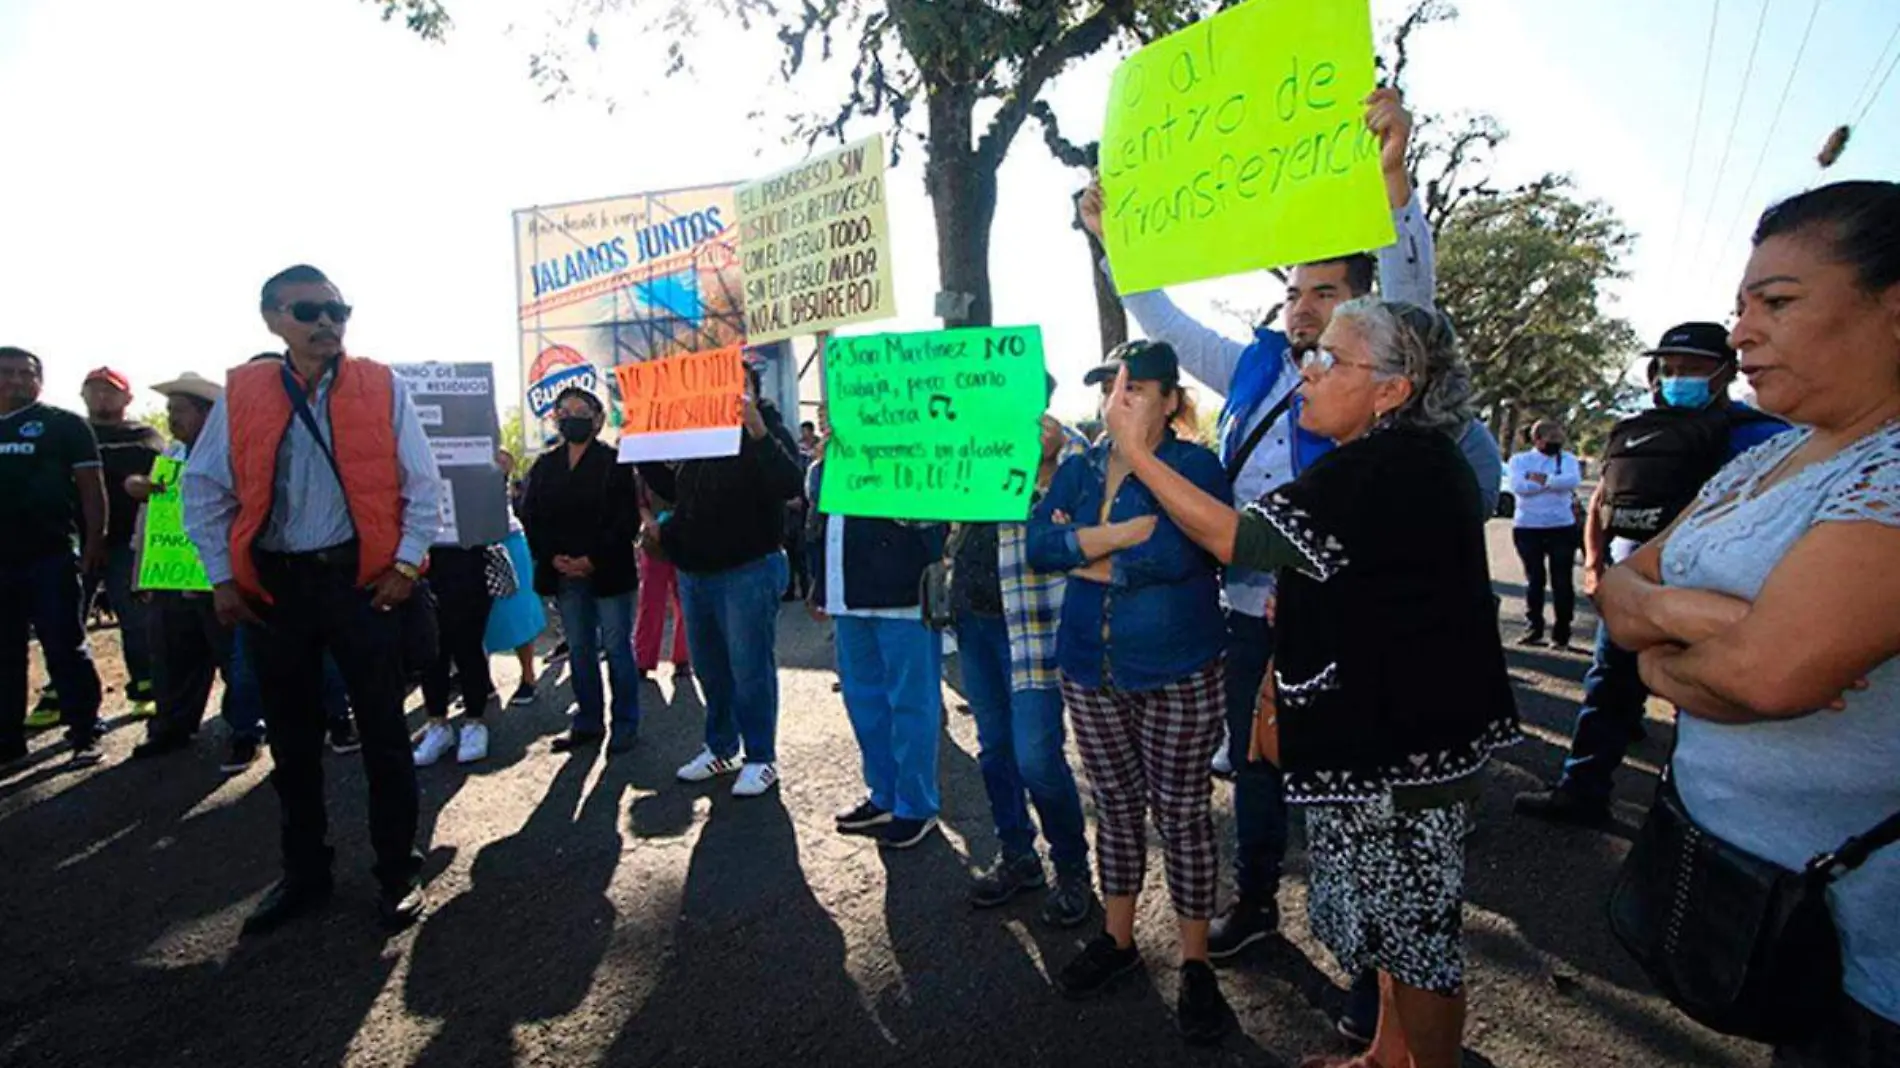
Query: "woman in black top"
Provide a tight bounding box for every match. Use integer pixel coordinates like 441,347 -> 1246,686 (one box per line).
519,388 -> 642,754
1105,300 -> 1516,1068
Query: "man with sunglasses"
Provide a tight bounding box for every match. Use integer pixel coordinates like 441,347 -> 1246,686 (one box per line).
1080,88 -> 1502,1042
182,265 -> 443,933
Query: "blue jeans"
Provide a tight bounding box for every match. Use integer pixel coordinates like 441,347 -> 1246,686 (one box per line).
953,611 -> 1089,873
1557,620 -> 1649,802
227,626 -> 348,742
2,552 -> 102,748
836,614 -> 943,820
554,578 -> 640,739
1225,609 -> 1288,903
96,545 -> 154,695
679,552 -> 787,764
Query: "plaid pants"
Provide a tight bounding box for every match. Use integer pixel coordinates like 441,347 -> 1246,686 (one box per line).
1062,659 -> 1225,919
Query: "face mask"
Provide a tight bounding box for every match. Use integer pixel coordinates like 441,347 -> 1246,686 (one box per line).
1538,441 -> 1563,456
1659,375 -> 1714,409
558,416 -> 595,444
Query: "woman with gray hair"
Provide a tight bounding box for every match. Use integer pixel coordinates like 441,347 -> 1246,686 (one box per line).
1104,298 -> 1517,1068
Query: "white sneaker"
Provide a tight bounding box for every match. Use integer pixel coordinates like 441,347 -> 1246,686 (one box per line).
457,721 -> 489,764
732,762 -> 778,797
1210,732 -> 1233,777
413,723 -> 455,767
676,747 -> 743,783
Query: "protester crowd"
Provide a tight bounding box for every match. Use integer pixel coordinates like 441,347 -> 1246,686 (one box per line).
3,91 -> 1895,1067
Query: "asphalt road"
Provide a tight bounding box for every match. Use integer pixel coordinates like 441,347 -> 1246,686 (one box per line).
1,521 -> 1770,1067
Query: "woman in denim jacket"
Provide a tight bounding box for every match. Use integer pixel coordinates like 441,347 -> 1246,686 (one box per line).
1026,340 -> 1233,1044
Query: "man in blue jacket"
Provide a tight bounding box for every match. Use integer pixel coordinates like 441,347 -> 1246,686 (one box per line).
1080,86 -> 1503,964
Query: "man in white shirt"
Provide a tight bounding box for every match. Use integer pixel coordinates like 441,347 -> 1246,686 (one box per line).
1507,420 -> 1583,649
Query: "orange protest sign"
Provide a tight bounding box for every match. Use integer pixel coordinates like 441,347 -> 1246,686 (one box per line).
612,347 -> 747,462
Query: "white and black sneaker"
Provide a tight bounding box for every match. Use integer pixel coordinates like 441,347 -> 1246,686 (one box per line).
877,816 -> 939,850
675,747 -> 742,783
835,799 -> 892,835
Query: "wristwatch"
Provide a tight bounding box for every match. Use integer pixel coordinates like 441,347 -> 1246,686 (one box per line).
393,561 -> 421,581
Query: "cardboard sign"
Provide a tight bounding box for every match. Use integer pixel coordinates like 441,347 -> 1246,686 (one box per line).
138,454 -> 212,592
821,327 -> 1047,522
1098,0 -> 1395,293
613,347 -> 746,462
391,362 -> 509,548
737,134 -> 896,343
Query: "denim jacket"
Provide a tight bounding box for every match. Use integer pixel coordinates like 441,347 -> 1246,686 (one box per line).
1026,434 -> 1229,692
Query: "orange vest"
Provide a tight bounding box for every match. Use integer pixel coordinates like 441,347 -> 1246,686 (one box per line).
225,355 -> 403,599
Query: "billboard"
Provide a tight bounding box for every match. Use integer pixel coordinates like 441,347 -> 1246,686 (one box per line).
514,183 -> 747,447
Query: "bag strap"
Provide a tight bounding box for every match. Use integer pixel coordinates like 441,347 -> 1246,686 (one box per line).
1814,808 -> 1900,878
281,363 -> 347,492
1225,385 -> 1299,485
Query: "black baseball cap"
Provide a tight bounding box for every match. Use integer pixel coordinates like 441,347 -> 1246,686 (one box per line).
1084,339 -> 1180,387
1644,322 -> 1736,364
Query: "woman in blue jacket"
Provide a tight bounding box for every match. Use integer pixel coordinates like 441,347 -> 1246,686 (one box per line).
1027,340 -> 1233,1044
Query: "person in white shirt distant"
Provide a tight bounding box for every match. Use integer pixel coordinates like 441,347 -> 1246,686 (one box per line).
1508,420 -> 1583,649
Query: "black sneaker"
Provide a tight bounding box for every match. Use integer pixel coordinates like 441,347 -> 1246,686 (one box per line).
327,719 -> 362,755
877,816 -> 939,850
1177,960 -> 1232,1046
379,879 -> 428,931
242,875 -> 335,936
508,682 -> 538,707
1513,785 -> 1613,828
1040,871 -> 1096,929
968,853 -> 1046,908
68,738 -> 105,768
550,730 -> 604,754
1057,934 -> 1142,999
547,641 -> 570,663
1516,630 -> 1549,648
1207,896 -> 1279,961
221,737 -> 261,775
835,799 -> 893,834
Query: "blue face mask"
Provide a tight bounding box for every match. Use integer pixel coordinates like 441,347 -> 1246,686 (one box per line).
1659,375 -> 1713,409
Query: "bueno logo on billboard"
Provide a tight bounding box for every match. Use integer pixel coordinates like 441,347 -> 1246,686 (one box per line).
526,345 -> 603,418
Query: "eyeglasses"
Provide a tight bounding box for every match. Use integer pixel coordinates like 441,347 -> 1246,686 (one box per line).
1300,347 -> 1384,376
285,301 -> 353,325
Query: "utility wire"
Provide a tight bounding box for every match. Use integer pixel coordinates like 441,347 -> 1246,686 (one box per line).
1717,0 -> 1821,253
1852,34 -> 1900,124
1667,0 -> 1724,278
1689,0 -> 1774,271
1845,15 -> 1900,121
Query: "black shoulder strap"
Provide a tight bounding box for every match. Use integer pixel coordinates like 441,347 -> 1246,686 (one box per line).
280,363 -> 347,491
1821,808 -> 1900,877
1225,386 -> 1299,484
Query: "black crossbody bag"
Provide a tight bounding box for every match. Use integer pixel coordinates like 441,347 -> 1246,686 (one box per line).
1609,769 -> 1900,1044
1224,387 -> 1300,484
280,366 -> 438,676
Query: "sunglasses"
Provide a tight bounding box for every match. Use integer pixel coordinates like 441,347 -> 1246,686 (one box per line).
285,301 -> 353,325
1300,347 -> 1383,376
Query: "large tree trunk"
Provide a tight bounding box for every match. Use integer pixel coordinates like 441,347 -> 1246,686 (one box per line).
924,85 -> 997,328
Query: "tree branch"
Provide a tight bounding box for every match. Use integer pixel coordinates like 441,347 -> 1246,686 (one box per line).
974,0 -> 1134,171
1029,101 -> 1096,169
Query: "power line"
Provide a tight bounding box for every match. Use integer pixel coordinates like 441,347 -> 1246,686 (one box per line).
1689,0 -> 1774,270
1853,33 -> 1900,125
1667,0 -> 1724,277
1717,0 -> 1821,252
1846,15 -> 1900,121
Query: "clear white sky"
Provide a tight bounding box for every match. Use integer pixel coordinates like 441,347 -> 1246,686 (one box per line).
2,0 -> 1895,421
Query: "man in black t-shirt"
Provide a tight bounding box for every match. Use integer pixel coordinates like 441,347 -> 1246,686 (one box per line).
82,366 -> 165,713
0,346 -> 107,766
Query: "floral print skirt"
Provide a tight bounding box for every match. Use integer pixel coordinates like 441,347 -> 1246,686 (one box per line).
1305,791 -> 1469,996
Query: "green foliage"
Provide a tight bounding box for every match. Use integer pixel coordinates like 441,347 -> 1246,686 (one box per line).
132,405 -> 170,442
363,0 -> 451,41
500,404 -> 527,466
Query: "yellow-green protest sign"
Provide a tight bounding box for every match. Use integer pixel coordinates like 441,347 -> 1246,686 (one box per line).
1098,0 -> 1395,293
821,327 -> 1047,522
738,134 -> 896,344
138,454 -> 212,592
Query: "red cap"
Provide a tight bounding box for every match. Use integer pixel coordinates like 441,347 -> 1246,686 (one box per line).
83,367 -> 131,393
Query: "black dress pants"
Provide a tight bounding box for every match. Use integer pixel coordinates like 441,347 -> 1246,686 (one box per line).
419,546 -> 494,719
1513,524 -> 1579,641
147,592 -> 231,742
247,544 -> 419,889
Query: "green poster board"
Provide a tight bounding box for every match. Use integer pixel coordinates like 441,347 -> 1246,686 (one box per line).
138,454 -> 212,592
821,326 -> 1047,522
1098,0 -> 1396,293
